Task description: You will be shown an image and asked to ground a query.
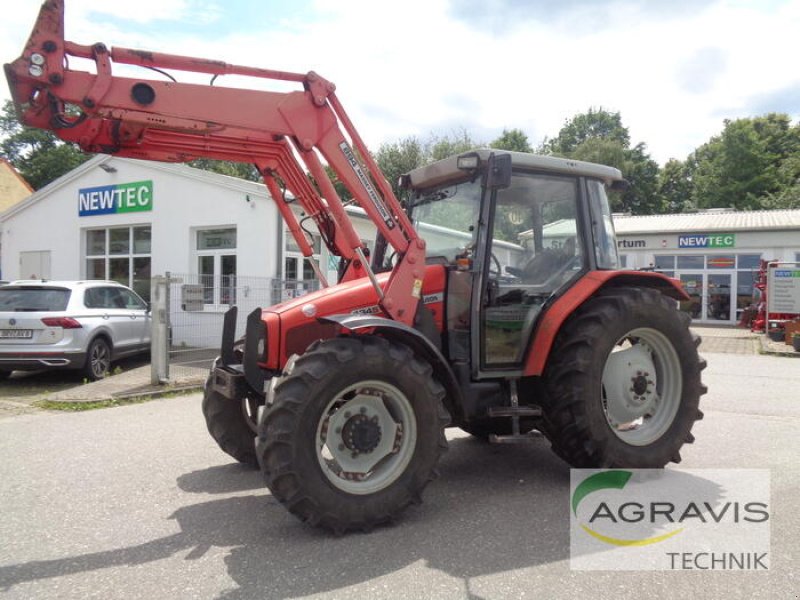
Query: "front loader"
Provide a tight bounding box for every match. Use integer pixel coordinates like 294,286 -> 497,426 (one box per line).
6,0 -> 706,533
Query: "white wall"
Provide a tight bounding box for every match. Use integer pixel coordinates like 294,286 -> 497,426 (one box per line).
1,157 -> 281,281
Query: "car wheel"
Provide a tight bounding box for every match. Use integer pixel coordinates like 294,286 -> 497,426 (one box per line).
0,370 -> 11,381
84,338 -> 112,381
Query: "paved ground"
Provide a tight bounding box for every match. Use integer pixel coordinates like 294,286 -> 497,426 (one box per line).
0,351 -> 797,599
692,325 -> 760,354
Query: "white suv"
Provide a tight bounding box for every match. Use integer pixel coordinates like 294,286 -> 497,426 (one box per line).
0,280 -> 151,380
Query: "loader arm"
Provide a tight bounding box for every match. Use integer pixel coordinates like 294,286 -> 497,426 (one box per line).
4,0 -> 425,324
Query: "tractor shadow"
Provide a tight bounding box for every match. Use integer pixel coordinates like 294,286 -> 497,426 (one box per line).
0,435 -> 722,599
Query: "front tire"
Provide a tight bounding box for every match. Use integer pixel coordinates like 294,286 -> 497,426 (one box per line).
257,336 -> 449,533
202,372 -> 260,467
540,287 -> 706,468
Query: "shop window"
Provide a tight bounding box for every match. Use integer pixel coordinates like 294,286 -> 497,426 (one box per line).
619,254 -> 628,268
282,229 -> 321,300
795,252 -> 800,263
654,255 -> 675,270
737,254 -> 761,269
677,255 -> 704,269
736,269 -> 757,317
707,255 -> 736,269
196,228 -> 237,307
85,226 -> 152,301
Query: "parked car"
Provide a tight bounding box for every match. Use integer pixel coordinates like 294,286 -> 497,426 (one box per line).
0,280 -> 151,380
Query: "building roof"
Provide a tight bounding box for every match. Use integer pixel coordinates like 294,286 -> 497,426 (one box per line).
0,158 -> 33,212
614,208 -> 800,235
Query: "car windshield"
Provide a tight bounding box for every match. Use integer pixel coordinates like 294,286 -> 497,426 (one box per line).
0,287 -> 71,312
410,179 -> 482,262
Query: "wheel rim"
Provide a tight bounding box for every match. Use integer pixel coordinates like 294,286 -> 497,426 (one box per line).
90,342 -> 110,378
241,395 -> 260,434
601,327 -> 682,446
315,380 -> 417,495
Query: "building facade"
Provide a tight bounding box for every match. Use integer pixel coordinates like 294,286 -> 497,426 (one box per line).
614,209 -> 800,325
0,155 -> 378,302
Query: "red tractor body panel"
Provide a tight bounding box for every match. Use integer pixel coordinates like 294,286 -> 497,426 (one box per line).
523,270 -> 688,376
262,265 -> 447,369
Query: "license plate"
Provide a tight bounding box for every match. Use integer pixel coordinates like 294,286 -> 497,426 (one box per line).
0,329 -> 33,339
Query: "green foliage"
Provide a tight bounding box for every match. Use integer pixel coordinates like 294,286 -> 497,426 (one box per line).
657,158 -> 695,213
0,100 -> 90,190
375,136 -> 427,199
689,114 -> 800,210
545,108 -> 662,214
544,107 -> 629,155
187,158 -> 261,182
490,128 -> 532,153
374,130 -> 482,199
428,128 -> 480,161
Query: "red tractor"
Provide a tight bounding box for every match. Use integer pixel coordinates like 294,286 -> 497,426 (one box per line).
6,1 -> 706,533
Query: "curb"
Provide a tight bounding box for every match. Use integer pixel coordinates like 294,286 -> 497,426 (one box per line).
40,383 -> 205,406
758,336 -> 800,358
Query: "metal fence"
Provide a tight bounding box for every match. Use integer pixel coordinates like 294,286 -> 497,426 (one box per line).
150,272 -> 320,383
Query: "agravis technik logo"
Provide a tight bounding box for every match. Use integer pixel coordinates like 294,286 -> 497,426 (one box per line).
570,469 -> 770,571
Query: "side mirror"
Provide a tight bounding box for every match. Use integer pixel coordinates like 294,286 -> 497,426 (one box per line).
610,179 -> 630,192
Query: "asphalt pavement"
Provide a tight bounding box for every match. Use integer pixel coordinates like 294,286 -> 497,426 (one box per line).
0,351 -> 798,599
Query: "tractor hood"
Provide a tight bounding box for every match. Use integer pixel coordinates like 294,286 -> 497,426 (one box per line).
264,265 -> 447,367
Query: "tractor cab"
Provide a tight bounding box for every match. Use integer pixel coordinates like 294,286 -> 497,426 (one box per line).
400,150 -> 624,376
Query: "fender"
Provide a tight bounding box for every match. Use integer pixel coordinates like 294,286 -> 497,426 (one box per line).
318,313 -> 463,421
523,270 -> 688,377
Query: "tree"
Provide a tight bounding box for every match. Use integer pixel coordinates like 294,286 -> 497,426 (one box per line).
374,136 -> 426,199
690,114 -> 800,210
490,128 -> 532,153
374,130 -> 482,199
0,100 -> 90,190
657,158 -> 695,213
187,158 -> 260,182
544,108 -> 662,214
544,108 -> 629,155
426,128 -> 481,162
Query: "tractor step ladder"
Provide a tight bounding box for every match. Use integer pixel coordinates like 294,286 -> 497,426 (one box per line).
488,380 -> 544,444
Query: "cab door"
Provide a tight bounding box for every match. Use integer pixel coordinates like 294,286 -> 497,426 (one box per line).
477,172 -> 585,372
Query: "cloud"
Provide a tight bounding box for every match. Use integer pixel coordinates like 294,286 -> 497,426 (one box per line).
2,0 -> 799,169
742,82 -> 800,118
448,0 -> 719,32
677,47 -> 728,94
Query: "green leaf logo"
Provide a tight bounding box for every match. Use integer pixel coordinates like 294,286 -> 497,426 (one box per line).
572,470 -> 683,546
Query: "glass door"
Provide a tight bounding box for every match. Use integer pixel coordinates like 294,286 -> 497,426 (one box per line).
706,273 -> 733,322
678,273 -> 703,320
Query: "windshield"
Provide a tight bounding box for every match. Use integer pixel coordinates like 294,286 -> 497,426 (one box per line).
410,179 -> 482,262
0,287 -> 71,312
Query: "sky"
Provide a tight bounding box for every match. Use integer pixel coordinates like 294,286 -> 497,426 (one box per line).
2,0 -> 799,166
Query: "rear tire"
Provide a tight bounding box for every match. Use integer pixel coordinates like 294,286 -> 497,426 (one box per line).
0,370 -> 11,381
202,372 -> 260,468
540,287 -> 706,468
83,337 -> 111,381
257,336 -> 449,534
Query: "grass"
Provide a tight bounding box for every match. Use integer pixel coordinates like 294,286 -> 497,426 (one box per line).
35,388 -> 200,412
